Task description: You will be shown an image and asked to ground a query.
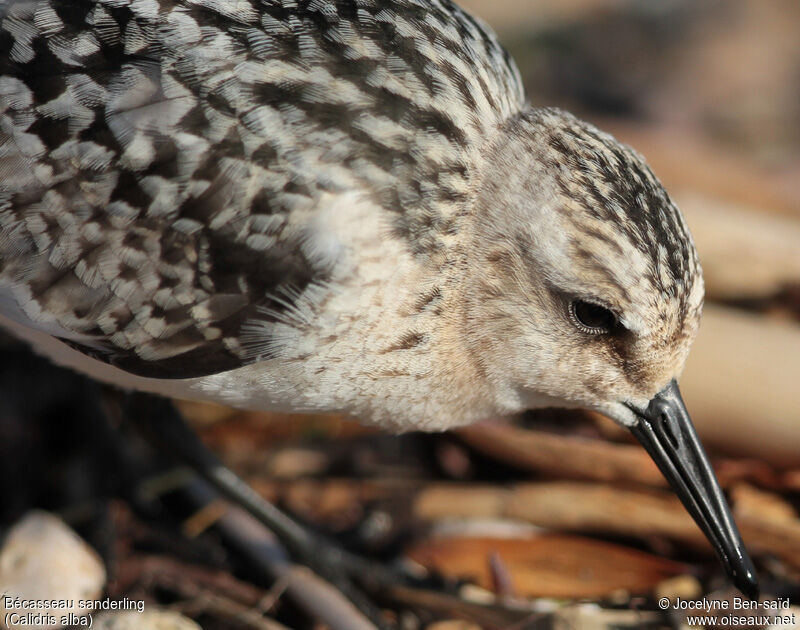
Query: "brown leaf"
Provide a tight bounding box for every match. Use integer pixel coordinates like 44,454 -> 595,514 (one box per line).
406,534 -> 688,599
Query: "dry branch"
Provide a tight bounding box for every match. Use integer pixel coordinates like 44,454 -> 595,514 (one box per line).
678,194 -> 800,300
680,305 -> 800,466
207,496 -> 382,630
413,481 -> 800,571
457,420 -> 784,490
383,584 -> 530,629
456,422 -> 665,486
115,555 -> 272,611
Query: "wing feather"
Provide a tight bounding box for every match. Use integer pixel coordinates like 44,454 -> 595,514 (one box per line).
0,0 -> 524,377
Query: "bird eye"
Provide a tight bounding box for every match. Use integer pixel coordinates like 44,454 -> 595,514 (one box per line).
569,300 -> 618,334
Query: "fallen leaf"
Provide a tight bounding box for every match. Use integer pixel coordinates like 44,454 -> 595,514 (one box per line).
406,534 -> 687,599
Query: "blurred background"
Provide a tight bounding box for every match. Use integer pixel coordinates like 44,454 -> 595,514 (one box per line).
1,1 -> 799,629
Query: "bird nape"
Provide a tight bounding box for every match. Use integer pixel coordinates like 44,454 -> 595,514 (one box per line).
0,0 -> 758,601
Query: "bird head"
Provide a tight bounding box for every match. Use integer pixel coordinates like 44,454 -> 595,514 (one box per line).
466,108 -> 702,413
464,107 -> 757,596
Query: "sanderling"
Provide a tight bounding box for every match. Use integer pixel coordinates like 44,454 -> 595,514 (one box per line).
0,0 -> 757,596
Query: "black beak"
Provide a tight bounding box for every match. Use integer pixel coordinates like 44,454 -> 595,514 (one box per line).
626,380 -> 759,599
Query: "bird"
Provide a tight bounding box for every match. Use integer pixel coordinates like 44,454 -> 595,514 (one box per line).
0,0 -> 757,597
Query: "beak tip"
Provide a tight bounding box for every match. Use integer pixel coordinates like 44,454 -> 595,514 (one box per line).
732,560 -> 760,601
